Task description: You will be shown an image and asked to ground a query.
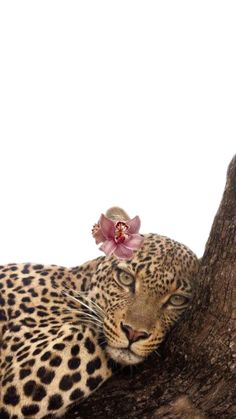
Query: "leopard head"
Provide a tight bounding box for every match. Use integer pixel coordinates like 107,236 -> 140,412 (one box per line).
87,208 -> 198,365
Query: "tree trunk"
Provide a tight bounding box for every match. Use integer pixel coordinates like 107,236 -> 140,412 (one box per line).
66,156 -> 236,419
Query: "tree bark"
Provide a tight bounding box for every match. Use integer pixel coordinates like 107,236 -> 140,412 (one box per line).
66,156 -> 236,419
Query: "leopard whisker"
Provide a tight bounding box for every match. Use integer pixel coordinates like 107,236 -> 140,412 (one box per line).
75,313 -> 103,325
154,350 -> 161,358
62,291 -> 103,320
75,319 -> 102,330
74,291 -> 105,317
67,290 -> 105,319
50,308 -> 103,328
58,308 -> 103,325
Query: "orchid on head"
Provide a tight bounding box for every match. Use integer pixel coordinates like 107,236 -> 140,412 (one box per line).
92,207 -> 144,260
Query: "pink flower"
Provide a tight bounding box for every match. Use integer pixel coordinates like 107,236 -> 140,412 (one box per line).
92,214 -> 144,260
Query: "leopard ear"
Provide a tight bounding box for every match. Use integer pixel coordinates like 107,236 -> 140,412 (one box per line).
105,207 -> 130,222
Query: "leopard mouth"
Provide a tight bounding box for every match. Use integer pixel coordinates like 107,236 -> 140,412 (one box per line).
105,345 -> 144,365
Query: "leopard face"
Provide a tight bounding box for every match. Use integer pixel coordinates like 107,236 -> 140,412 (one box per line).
87,233 -> 198,365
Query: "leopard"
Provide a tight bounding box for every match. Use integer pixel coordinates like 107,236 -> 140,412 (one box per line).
0,207 -> 198,418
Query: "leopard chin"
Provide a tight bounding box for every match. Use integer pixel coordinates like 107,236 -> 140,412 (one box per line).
106,345 -> 144,365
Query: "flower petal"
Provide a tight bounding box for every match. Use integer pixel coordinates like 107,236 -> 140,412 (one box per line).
100,239 -> 117,256
127,216 -> 141,234
124,234 -> 144,250
114,244 -> 134,259
93,228 -> 106,245
99,214 -> 115,239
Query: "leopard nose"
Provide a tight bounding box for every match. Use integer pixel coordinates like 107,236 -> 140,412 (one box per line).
121,322 -> 150,343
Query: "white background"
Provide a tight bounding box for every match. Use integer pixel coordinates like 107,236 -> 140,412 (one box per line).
0,1 -> 235,266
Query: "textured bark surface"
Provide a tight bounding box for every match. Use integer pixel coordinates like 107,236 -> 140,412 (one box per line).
66,156 -> 236,419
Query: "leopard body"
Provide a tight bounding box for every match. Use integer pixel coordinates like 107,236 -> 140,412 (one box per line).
0,230 -> 198,418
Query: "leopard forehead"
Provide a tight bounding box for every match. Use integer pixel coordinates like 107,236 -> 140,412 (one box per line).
93,233 -> 198,293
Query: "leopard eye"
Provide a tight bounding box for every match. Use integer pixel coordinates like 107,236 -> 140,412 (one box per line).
168,294 -> 189,306
116,269 -> 135,288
